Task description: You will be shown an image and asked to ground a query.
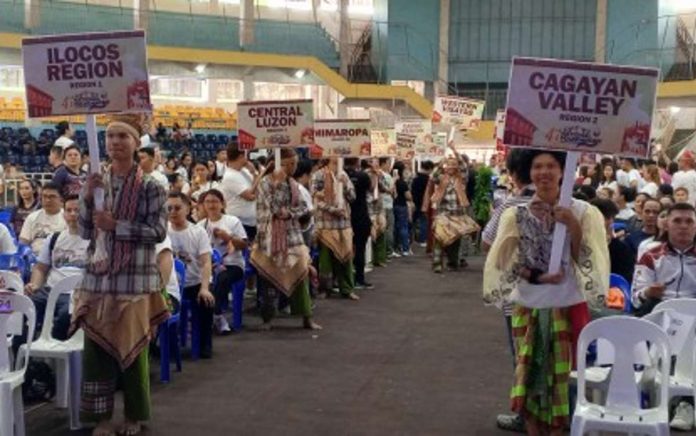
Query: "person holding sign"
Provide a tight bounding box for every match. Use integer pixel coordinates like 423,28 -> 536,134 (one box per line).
430,143 -> 478,273
483,150 -> 608,435
366,159 -> 389,267
311,157 -> 359,300
250,148 -> 321,330
71,114 -> 169,436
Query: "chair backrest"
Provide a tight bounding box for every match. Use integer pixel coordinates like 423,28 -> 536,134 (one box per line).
174,259 -> 186,291
211,249 -> 222,267
576,316 -> 670,412
609,273 -> 632,313
38,273 -> 83,341
0,292 -> 35,375
653,299 -> 696,380
0,271 -> 25,335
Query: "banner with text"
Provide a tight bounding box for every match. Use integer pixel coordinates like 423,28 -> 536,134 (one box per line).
237,99 -> 314,150
504,57 -> 658,157
396,133 -> 416,160
370,129 -> 397,157
22,30 -> 150,117
395,120 -> 432,155
432,96 -> 485,131
312,119 -> 371,158
495,109 -> 507,157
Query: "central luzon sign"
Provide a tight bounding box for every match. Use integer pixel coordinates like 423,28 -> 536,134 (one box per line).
310,119 -> 371,158
503,57 -> 658,158
432,95 -> 485,131
22,30 -> 150,117
237,99 -> 314,150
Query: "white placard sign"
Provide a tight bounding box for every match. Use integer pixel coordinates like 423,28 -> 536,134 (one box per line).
22,30 -> 151,117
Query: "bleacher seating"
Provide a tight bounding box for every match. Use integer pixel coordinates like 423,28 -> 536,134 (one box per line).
0,100 -> 237,131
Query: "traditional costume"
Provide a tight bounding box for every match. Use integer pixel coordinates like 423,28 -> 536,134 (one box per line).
251,169 -> 313,322
430,157 -> 478,271
71,117 -> 169,424
483,197 -> 608,430
311,165 -> 356,296
368,169 -> 389,267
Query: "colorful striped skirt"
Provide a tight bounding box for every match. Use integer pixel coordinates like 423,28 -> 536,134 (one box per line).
510,305 -> 572,430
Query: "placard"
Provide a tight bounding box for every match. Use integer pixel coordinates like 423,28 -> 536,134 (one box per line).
237,99 -> 314,150
495,109 -> 507,158
313,119 -> 371,158
504,57 -> 658,157
395,120 -> 432,155
396,133 -> 416,160
432,96 -> 485,131
22,30 -> 150,117
370,129 -> 397,157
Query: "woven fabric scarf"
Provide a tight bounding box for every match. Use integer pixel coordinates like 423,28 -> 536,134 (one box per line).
92,165 -> 143,276
270,177 -> 300,258
322,167 -> 336,206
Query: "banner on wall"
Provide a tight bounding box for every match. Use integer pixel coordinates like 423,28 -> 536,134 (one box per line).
312,119 -> 371,158
432,95 -> 485,131
237,99 -> 314,150
395,119 -> 432,155
370,129 -> 397,157
504,57 -> 659,157
22,30 -> 151,117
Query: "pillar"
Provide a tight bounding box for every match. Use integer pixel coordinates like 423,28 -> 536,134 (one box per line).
437,0 -> 450,95
595,0 -> 607,63
338,0 -> 350,78
240,0 -> 254,48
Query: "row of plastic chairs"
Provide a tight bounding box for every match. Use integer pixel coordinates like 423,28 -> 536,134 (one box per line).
572,299 -> 696,435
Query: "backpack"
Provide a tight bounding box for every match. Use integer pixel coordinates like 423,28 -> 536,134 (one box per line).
22,360 -> 56,403
48,231 -> 60,262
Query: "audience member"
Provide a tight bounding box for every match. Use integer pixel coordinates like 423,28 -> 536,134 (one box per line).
19,182 -> 66,255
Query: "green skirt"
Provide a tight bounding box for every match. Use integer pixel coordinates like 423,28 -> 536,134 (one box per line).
510,305 -> 572,430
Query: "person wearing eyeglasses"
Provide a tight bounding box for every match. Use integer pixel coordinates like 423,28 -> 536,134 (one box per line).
166,192 -> 215,355
19,181 -> 66,256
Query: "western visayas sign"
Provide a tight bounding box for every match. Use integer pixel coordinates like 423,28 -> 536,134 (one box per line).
22,30 -> 150,117
504,57 -> 658,157
312,119 -> 371,158
237,99 -> 314,150
432,96 -> 485,131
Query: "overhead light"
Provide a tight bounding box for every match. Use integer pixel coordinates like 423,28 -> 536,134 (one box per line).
670,106 -> 681,114
294,69 -> 306,79
195,64 -> 206,74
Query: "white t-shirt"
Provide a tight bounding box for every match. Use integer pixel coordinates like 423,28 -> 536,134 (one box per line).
167,223 -> 212,287
37,230 -> 89,289
155,236 -> 180,302
672,170 -> 696,204
20,209 -> 67,255
54,136 -> 74,148
0,225 -> 16,255
198,215 -> 247,268
598,181 -> 619,194
190,181 -> 220,202
381,173 -> 394,209
146,170 -> 170,190
640,182 -> 659,198
215,161 -> 226,179
616,207 -> 636,221
220,167 -> 256,227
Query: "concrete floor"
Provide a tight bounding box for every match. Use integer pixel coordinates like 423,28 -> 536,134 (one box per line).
26,251 -> 526,436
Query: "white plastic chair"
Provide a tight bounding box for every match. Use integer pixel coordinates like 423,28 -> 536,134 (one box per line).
0,291 -> 35,436
16,273 -> 84,430
1,272 -> 24,366
652,299 -> 696,402
571,316 -> 671,436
